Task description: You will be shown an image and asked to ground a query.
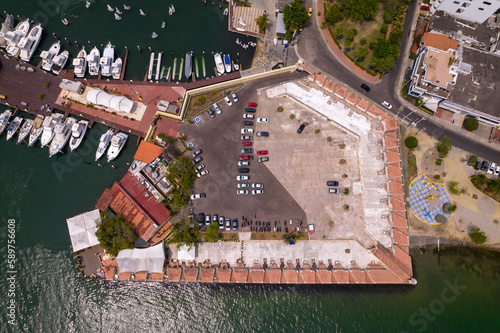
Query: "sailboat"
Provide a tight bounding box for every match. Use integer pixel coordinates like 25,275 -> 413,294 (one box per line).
115,7 -> 122,14
114,13 -> 122,20
140,9 -> 147,16
107,4 -> 114,11
152,32 -> 158,39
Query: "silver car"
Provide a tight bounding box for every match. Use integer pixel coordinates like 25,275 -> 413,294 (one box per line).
252,189 -> 264,195
238,183 -> 250,188
237,189 -> 249,195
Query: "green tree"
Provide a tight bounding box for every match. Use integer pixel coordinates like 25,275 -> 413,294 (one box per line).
283,0 -> 310,41
204,222 -> 220,242
163,156 -> 196,213
95,215 -> 138,256
282,232 -> 295,244
334,26 -> 344,39
469,226 -> 487,244
255,13 -> 270,33
436,137 -> 452,158
325,4 -> 343,24
340,0 -> 379,21
344,40 -> 351,49
346,28 -> 357,41
168,222 -> 202,249
383,11 -> 394,24
463,117 -> 479,131
360,37 -> 367,45
380,23 -> 388,34
405,136 -> 419,149
355,47 -> 368,60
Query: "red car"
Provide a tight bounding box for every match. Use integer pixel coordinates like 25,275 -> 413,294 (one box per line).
420,5 -> 430,10
239,155 -> 251,161
256,150 -> 268,156
241,141 -> 252,146
248,102 -> 257,107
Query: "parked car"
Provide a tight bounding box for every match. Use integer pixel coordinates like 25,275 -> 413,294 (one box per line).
231,91 -> 238,102
238,183 -> 250,188
196,170 -> 209,178
232,218 -> 238,231
381,101 -> 393,110
243,113 -> 254,119
237,189 -> 249,195
256,150 -> 268,155
192,149 -> 203,158
297,123 -> 306,134
474,160 -> 481,170
224,96 -> 232,106
205,214 -> 211,226
242,120 -> 254,126
241,135 -> 252,140
257,118 -> 268,123
192,156 -> 203,164
207,108 -> 216,118
487,162 -> 496,174
245,107 -> 256,113
196,164 -> 205,172
495,166 -> 500,176
481,161 -> 489,171
190,193 -> 206,200
248,102 -> 257,107
225,218 -> 231,231
213,103 -> 222,114
198,213 -> 205,227
329,188 -> 340,194
271,62 -> 284,70
238,161 -> 249,166
256,131 -> 269,137
242,141 -> 252,146
420,5 -> 430,10
361,83 -> 370,92
308,224 -> 315,234
239,155 -> 251,161
238,168 -> 250,173
258,157 -> 269,163
237,175 -> 249,181
252,183 -> 263,188
327,181 -> 339,186
241,148 -> 253,154
213,214 -> 218,224
219,216 -> 224,229
252,189 -> 264,195
241,128 -> 253,134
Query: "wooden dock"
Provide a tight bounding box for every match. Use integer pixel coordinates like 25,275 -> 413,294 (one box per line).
120,48 -> 128,81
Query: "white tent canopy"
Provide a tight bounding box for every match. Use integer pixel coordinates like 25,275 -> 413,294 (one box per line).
66,209 -> 101,252
178,244 -> 196,261
86,88 -> 135,113
116,242 -> 165,273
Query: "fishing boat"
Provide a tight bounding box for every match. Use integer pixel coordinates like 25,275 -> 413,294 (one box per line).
107,4 -> 114,11
100,42 -> 114,77
95,128 -> 114,161
0,109 -> 12,134
73,47 -> 87,78
214,53 -> 224,76
152,32 -> 158,39
40,113 -> 63,148
223,8 -> 228,16
107,132 -> 128,162
223,54 -> 231,73
112,57 -> 122,80
62,18 -> 69,26
18,23 -> 43,62
161,21 -> 165,29
115,8 -> 122,14
41,41 -> 61,72
6,116 -> 23,141
87,46 -> 100,76
49,117 -> 76,157
232,60 -> 239,71
17,118 -> 33,144
114,13 -> 122,20
140,9 -> 146,16
28,114 -> 44,146
86,1 -> 91,8
69,120 -> 89,151
184,51 -> 193,79
4,18 -> 30,57
123,4 -> 130,10
51,50 -> 69,75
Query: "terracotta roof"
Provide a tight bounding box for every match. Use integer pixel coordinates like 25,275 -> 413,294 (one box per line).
393,229 -> 409,246
233,268 -> 249,283
118,272 -> 131,281
283,269 -> 299,284
366,268 -> 402,284
267,269 -> 282,283
149,272 -> 164,281
346,93 -> 360,105
149,221 -> 173,244
103,266 -> 115,280
371,243 -> 411,281
133,140 -> 164,164
349,269 -> 367,284
389,181 -> 404,195
334,87 -> 347,99
315,269 -> 333,284
315,75 -> 326,87
386,150 -> 401,164
166,267 -> 181,282
390,197 -> 406,211
333,269 -> 350,283
388,165 -> 403,179
384,118 -> 398,132
392,213 -> 408,229
250,268 -> 265,283
184,267 -> 199,282
422,32 -> 458,52
199,268 -> 215,282
216,269 -> 232,283
95,188 -> 113,211
368,106 -> 388,119
324,80 -> 337,93
384,135 -> 399,148
299,268 -> 316,284
356,99 -> 369,111
133,271 -> 148,281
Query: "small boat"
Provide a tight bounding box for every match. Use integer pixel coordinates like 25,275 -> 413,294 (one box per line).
18,23 -> 43,62
107,4 -> 114,11
28,114 -> 44,146
232,60 -> 239,71
17,118 -> 34,144
73,47 -> 87,78
223,8 -> 228,16
49,117 -> 76,157
0,109 -> 13,134
169,7 -> 173,15
86,1 -> 91,8
115,8 -> 122,14
161,21 -> 165,29
6,116 -> 23,141
185,51 -> 193,79
112,57 -> 122,80
0,14 -> 14,49
140,9 -> 146,16
100,42 -> 114,77
214,52 -> 224,76
114,13 -> 121,20
238,17 -> 247,27
95,128 -> 114,161
69,120 -> 89,151
40,113 -> 64,148
51,50 -> 69,75
41,41 -> 61,72
170,5 -> 175,13
123,4 -> 130,10
152,32 -> 158,39
223,54 -> 231,73
87,46 -> 100,76
107,132 -> 128,162
62,18 -> 69,26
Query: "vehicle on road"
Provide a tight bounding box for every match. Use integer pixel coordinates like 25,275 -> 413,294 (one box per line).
308,7 -> 313,16
248,102 -> 257,107
237,189 -> 249,194
192,149 -> 203,158
327,181 -> 339,186
241,128 -> 253,134
297,123 -> 306,134
361,83 -> 370,92
242,141 -> 252,146
252,189 -> 264,195
231,91 -> 238,102
256,150 -> 268,155
192,156 -> 203,164
238,161 -> 249,166
258,157 -> 269,162
207,108 -> 215,118
329,188 -> 339,194
245,107 -> 256,113
213,103 -> 222,114
190,193 -> 206,200
243,113 -> 254,119
241,148 -> 253,154
238,183 -> 250,188
242,120 -> 254,126
257,118 -> 268,123
196,170 -> 209,178
256,131 -> 269,137
238,167 -> 250,173
237,175 -> 249,181
224,96 -> 232,106
381,101 -> 392,110
252,183 -> 263,188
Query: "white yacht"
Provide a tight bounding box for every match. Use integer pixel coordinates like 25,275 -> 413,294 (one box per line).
87,46 -> 100,76
51,50 -> 69,75
111,57 -> 122,80
0,109 -> 13,134
214,53 -> 224,76
0,14 -> 14,49
41,41 -> 61,72
6,116 -> 23,141
18,23 -> 43,62
73,47 -> 87,78
95,128 -> 114,161
17,118 -> 33,144
100,42 -> 114,77
49,117 -> 76,157
107,132 -> 128,162
3,19 -> 30,57
69,120 -> 89,151
28,114 -> 44,146
40,113 -> 63,148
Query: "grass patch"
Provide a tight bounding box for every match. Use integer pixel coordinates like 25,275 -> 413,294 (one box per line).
251,233 -> 284,240
185,84 -> 243,119
470,174 -> 500,203
407,150 -> 418,181
221,233 -> 239,241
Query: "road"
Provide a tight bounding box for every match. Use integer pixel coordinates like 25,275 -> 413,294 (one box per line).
294,1 -> 500,164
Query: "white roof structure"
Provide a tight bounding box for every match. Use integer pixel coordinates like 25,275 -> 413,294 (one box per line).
276,12 -> 286,36
116,242 -> 165,273
178,244 -> 196,261
86,88 -> 135,113
59,79 -> 84,94
432,0 -> 500,24
66,209 -> 101,252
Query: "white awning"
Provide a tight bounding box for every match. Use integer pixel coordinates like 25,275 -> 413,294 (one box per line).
178,244 -> 196,261
86,88 -> 135,113
66,209 -> 101,252
116,242 -> 165,273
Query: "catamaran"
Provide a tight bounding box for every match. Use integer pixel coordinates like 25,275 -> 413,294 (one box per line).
40,113 -> 64,148
87,46 -> 100,76
100,42 -> 114,77
17,118 -> 33,144
107,132 -> 128,162
51,50 -> 69,75
41,41 -> 61,72
49,117 -> 76,157
95,128 -> 114,161
214,53 -> 224,76
69,120 -> 89,151
28,114 -> 44,146
73,47 -> 87,78
112,57 -> 122,80
6,116 -> 23,141
18,23 -> 43,62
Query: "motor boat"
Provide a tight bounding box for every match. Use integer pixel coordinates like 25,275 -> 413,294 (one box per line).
51,50 -> 69,75
62,18 -> 69,25
0,14 -> 15,49
112,57 -> 122,80
170,5 -> 175,13
49,117 -> 76,157
223,8 -> 228,16
152,32 -> 158,39
232,60 -> 240,71
100,42 -> 114,77
17,118 -> 34,144
28,114 -> 44,146
87,46 -> 100,75
223,54 -> 231,73
161,21 -> 165,29
4,18 -> 30,57
214,53 -> 224,76
124,4 -> 130,10
114,13 -> 121,20
73,47 -> 87,78
6,116 -> 23,141
185,51 -> 192,79
40,113 -> 63,148
107,132 -> 128,162
0,109 -> 13,134
95,128 -> 114,161
41,41 -> 61,72
69,120 -> 89,151
86,1 -> 91,8
18,23 -> 43,62
107,4 -> 114,11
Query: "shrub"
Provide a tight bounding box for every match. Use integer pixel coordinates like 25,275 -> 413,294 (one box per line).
405,136 -> 418,149
380,23 -> 388,34
277,106 -> 284,112
111,111 -> 116,115
463,117 -> 479,132
436,137 -> 452,158
37,93 -> 44,99
448,181 -> 461,195
315,129 -> 321,134
436,159 -> 442,166
342,173 -> 348,179
43,81 -> 50,88
409,52 -> 417,59
383,11 -> 394,24
360,37 -> 367,45
434,175 -> 441,180
469,226 -> 487,244
344,188 -> 349,195
344,205 -> 350,210
344,40 -> 352,49
290,114 -> 295,120
188,119 -> 193,124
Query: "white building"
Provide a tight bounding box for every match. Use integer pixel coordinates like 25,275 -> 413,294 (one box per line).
431,0 -> 500,24
86,89 -> 135,113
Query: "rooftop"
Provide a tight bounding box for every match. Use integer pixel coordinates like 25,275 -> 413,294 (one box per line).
423,49 -> 456,89
421,32 -> 458,52
133,141 -> 165,164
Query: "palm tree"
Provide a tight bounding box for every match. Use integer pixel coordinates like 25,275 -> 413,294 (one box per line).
255,14 -> 270,33
282,233 -> 295,244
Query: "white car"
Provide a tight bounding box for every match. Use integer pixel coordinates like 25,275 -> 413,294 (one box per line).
251,183 -> 264,188
238,161 -> 249,166
237,175 -> 249,181
190,193 -> 206,200
196,164 -> 205,172
224,96 -> 232,107
231,91 -> 238,102
487,162 -> 496,174
495,166 -> 500,176
213,103 -> 222,114
252,189 -> 264,195
241,135 -> 252,140
241,128 -> 253,134
237,190 -> 249,195
257,118 -> 268,123
381,101 -> 392,109
196,170 -> 209,178
243,114 -> 254,119
238,183 -> 250,188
